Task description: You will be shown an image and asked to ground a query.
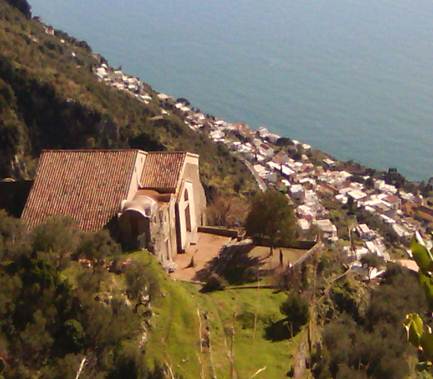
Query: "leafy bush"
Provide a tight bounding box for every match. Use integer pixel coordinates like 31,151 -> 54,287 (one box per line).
76,229 -> 120,266
236,311 -> 255,329
201,273 -> 228,292
0,209 -> 25,259
317,315 -> 410,379
5,0 -> 31,18
313,263 -> 427,379
206,195 -> 248,227
280,291 -> 309,335
125,260 -> 160,301
246,190 -> 296,248
31,216 -> 79,268
61,319 -> 85,353
0,212 -> 165,377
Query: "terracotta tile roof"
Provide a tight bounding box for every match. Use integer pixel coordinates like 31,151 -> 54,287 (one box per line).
384,195 -> 400,204
22,150 -> 138,231
418,206 -> 433,217
140,152 -> 186,193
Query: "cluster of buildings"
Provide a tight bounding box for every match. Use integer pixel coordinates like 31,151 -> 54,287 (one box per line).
352,223 -> 388,261
196,121 -> 432,263
94,64 -> 154,105
93,63 -> 433,264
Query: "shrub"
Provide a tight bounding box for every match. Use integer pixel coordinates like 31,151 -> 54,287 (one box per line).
61,319 -> 85,353
125,260 -> 160,301
76,229 -> 120,266
201,273 -> 228,293
0,209 -> 25,260
236,311 -> 255,329
31,216 -> 79,268
280,291 -> 309,335
206,195 -> 248,227
5,0 -> 31,18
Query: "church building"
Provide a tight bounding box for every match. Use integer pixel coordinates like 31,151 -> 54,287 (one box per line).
21,149 -> 207,264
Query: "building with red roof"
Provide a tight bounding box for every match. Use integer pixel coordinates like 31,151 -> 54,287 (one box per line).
22,149 -> 207,263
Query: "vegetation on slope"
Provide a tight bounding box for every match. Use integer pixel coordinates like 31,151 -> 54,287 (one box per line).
0,0 -> 255,197
287,248 -> 429,379
4,0 -> 30,18
1,2 -> 429,378
0,211 -> 159,378
0,211 -> 305,379
0,191 -> 426,378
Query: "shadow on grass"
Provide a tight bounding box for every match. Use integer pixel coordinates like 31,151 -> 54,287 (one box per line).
194,242 -> 267,285
264,319 -> 290,341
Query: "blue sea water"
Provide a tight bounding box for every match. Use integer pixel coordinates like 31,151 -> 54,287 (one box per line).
30,0 -> 433,181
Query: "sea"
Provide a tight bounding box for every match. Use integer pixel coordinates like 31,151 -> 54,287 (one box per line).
30,0 -> 433,181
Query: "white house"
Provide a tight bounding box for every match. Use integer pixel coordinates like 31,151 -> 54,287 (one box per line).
314,219 -> 338,241
290,184 -> 305,202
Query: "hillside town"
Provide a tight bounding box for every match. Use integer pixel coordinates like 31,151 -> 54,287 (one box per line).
93,62 -> 433,264
3,3 -> 433,377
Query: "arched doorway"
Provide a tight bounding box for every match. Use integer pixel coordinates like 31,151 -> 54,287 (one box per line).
184,188 -> 192,233
119,209 -> 151,250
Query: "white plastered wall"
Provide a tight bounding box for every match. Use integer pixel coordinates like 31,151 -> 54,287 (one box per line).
177,180 -> 198,251
125,150 -> 147,201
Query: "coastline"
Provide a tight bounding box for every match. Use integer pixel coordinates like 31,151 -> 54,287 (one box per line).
29,0 -> 433,182
91,54 -> 433,251
92,53 -> 430,188
36,18 -> 433,257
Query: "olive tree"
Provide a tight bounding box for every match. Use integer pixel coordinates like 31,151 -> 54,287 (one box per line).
245,190 -> 296,254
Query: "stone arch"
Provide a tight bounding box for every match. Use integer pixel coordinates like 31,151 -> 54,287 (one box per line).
119,209 -> 151,251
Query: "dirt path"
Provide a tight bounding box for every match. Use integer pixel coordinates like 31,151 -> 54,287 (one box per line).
293,340 -> 307,379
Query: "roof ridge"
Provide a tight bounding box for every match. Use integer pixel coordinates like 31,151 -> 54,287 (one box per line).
147,151 -> 187,154
39,150 -> 196,156
41,149 -> 142,153
147,151 -> 199,159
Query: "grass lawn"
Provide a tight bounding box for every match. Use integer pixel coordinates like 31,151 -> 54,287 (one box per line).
63,251 -> 301,378
184,285 -> 300,378
138,252 -> 301,378
250,245 -> 308,268
124,253 -> 203,378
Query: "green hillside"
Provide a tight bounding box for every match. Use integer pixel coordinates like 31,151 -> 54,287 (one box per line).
1,208 -> 430,378
0,210 -> 300,378
125,253 -> 298,379
0,0 -> 255,197
1,2 -> 432,379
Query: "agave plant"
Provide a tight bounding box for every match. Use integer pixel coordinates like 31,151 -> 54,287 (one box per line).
404,233 -> 433,368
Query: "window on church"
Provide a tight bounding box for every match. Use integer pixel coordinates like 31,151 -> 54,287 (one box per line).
185,204 -> 192,232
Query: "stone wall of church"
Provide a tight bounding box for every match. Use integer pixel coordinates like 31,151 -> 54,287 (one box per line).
181,160 -> 207,226
149,206 -> 172,263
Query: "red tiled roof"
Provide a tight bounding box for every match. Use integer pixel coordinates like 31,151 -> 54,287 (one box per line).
22,150 -> 138,231
418,206 -> 433,217
140,152 -> 186,193
385,195 -> 400,203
